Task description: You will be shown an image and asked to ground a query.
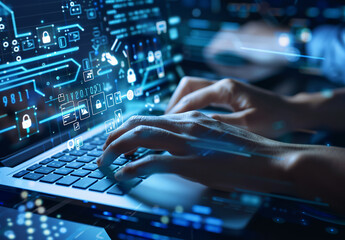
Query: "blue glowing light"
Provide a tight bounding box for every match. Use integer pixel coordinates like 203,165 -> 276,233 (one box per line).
240,47 -> 325,60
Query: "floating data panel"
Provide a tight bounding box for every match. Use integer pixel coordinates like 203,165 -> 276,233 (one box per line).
0,0 -> 178,159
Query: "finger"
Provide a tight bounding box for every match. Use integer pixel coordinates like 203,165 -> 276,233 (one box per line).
211,111 -> 248,127
124,148 -> 138,156
114,154 -> 182,181
166,77 -> 215,113
168,82 -> 225,114
103,115 -> 186,150
99,126 -> 192,167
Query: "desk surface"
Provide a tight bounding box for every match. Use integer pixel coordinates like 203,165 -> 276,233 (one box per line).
0,185 -> 344,240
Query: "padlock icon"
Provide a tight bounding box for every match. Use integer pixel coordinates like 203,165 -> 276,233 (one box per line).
22,114 -> 32,130
147,51 -> 155,63
96,100 -> 102,109
127,68 -> 136,84
42,31 -> 51,44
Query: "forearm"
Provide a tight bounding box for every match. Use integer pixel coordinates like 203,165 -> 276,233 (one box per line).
283,144 -> 345,211
230,139 -> 345,213
287,88 -> 345,131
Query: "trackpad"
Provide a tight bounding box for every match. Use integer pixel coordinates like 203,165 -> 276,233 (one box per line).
130,174 -> 260,230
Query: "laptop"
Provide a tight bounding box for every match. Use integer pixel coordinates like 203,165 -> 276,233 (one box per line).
0,0 -> 257,230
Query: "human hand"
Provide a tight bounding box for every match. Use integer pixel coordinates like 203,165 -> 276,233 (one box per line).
204,21 -> 289,66
166,77 -> 301,138
98,112 -> 292,193
203,21 -> 289,81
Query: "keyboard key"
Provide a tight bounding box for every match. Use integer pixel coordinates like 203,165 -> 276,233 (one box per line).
107,185 -> 124,195
69,150 -> 87,157
59,155 -> 77,162
119,178 -> 142,189
40,174 -> 62,183
47,161 -> 66,168
27,164 -> 41,171
65,162 -> 84,169
39,158 -> 53,165
88,170 -> 105,179
99,166 -> 116,180
71,170 -> 90,177
89,179 -> 114,192
35,167 -> 55,175
88,151 -> 103,157
13,170 -> 29,178
56,176 -> 80,186
80,145 -> 96,151
54,168 -> 73,175
136,148 -> 148,153
52,153 -> 64,158
89,140 -> 105,145
72,178 -> 97,189
99,135 -> 108,140
108,165 -> 119,171
77,156 -> 95,163
23,173 -> 44,181
112,158 -> 128,166
82,164 -> 98,171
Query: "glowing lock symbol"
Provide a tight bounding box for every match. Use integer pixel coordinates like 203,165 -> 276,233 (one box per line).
148,51 -> 155,63
22,114 -> 32,130
96,100 -> 102,109
127,68 -> 136,84
42,31 -> 51,44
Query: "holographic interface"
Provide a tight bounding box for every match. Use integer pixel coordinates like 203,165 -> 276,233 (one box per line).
0,0 -> 181,159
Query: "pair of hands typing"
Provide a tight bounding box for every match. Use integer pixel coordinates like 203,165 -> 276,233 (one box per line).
97,77 -> 311,191
97,77 -> 345,210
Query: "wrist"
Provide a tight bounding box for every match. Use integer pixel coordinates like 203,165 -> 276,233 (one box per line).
285,93 -> 327,130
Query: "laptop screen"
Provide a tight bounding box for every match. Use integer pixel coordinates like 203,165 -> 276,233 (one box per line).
0,0 -> 181,160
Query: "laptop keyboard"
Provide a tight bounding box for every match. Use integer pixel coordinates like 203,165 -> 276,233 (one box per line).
12,134 -> 148,196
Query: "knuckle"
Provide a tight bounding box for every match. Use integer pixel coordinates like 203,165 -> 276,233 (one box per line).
128,115 -> 145,125
220,78 -> 238,91
180,76 -> 192,85
221,78 -> 235,85
189,110 -> 202,118
132,125 -> 151,137
220,78 -> 237,91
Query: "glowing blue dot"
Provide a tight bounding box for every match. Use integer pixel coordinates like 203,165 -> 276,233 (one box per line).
326,227 -> 338,235
18,205 -> 25,212
103,211 -> 111,216
26,201 -> 34,209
